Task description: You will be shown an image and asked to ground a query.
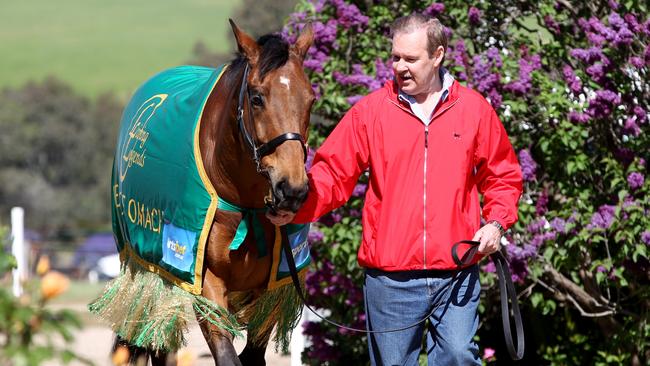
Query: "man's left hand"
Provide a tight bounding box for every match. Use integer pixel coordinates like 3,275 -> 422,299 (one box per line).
472,223 -> 502,255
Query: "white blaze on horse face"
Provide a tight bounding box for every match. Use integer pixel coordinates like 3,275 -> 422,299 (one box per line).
279,76 -> 291,90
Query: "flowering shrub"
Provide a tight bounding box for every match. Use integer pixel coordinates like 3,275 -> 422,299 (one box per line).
284,0 -> 649,364
0,227 -> 88,365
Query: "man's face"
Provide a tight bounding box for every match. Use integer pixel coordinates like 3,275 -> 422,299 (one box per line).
391,28 -> 441,98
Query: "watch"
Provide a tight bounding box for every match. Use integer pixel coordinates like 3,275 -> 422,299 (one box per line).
487,220 -> 505,235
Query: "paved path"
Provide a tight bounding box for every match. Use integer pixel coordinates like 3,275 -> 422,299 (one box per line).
66,324 -> 291,366
43,304 -> 292,366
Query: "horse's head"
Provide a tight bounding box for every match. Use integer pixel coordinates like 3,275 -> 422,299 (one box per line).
229,20 -> 314,213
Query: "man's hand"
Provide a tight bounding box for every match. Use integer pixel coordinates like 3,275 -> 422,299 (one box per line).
472,222 -> 502,255
266,210 -> 296,226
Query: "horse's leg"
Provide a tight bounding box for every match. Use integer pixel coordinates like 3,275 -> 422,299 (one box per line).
150,351 -> 171,366
112,334 -> 149,365
198,269 -> 242,366
238,327 -> 271,366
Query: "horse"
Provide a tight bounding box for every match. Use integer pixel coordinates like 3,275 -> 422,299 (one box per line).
92,20 -> 314,366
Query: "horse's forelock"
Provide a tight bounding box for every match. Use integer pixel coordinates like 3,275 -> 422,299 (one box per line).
230,34 -> 290,81
257,34 -> 290,79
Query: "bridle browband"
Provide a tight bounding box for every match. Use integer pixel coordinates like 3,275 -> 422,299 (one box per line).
236,63 -> 308,173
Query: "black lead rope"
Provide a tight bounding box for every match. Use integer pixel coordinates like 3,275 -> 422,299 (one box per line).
279,226 -> 449,334
281,235 -> 524,360
452,240 -> 525,360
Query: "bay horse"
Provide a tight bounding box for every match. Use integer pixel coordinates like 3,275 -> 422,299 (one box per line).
193,21 -> 314,365
106,21 -> 314,365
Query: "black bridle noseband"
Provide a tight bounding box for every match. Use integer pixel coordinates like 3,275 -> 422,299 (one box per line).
236,63 -> 307,173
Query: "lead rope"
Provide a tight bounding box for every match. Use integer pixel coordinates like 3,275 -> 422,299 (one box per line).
279,226 -> 452,334
283,235 -> 525,360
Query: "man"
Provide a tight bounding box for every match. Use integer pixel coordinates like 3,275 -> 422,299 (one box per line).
268,13 -> 522,365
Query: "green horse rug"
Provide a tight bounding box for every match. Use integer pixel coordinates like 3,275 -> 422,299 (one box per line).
89,65 -> 311,353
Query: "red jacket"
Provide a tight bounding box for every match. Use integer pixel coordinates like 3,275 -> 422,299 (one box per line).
295,80 -> 523,271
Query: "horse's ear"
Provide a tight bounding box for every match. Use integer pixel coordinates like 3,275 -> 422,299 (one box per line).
229,19 -> 260,64
292,23 -> 314,61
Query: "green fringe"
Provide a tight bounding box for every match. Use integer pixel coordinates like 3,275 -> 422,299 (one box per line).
232,279 -> 305,353
88,259 -> 242,353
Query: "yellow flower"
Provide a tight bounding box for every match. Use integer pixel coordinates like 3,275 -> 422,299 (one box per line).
176,347 -> 196,366
112,345 -> 130,366
40,271 -> 70,300
36,256 -> 50,276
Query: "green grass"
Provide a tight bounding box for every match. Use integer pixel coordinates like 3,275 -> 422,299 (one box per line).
0,0 -> 240,99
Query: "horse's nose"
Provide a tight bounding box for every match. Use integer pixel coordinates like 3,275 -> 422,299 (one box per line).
274,179 -> 308,212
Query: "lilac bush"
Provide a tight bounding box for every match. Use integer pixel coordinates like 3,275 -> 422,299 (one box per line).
284,0 -> 649,364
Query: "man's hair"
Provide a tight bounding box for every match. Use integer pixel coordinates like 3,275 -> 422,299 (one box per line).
390,13 -> 448,59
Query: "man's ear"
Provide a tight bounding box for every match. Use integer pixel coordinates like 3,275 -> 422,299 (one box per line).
229,19 -> 260,65
292,23 -> 314,61
433,45 -> 445,67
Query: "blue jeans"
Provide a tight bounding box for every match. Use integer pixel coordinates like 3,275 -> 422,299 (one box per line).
364,266 -> 481,366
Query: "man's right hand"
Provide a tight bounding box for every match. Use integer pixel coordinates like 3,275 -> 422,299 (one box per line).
266,210 -> 296,226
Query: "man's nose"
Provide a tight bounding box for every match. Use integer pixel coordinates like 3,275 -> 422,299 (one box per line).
394,60 -> 407,73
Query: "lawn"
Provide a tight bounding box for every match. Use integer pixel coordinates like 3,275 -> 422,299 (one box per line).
0,0 -> 240,99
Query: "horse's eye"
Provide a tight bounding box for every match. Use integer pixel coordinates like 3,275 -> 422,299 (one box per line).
250,94 -> 264,107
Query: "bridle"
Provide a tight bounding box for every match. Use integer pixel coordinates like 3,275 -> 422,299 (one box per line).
236,63 -> 308,174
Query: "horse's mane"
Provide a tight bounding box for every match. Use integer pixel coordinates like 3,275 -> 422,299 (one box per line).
230,34 -> 290,80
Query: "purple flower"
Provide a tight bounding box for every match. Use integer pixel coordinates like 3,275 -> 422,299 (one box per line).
589,204 -> 617,229
469,50 -> 503,106
468,7 -> 481,25
642,231 -> 650,245
334,64 -> 376,89
352,183 -> 367,197
424,3 -> 445,17
608,0 -> 619,9
331,0 -> 369,31
586,32 -> 606,46
483,348 -> 496,360
627,172 -> 644,190
486,47 -> 502,68
633,106 -> 647,122
527,218 -> 546,233
629,56 -> 644,68
544,15 -> 561,34
569,111 -> 591,124
483,261 -> 496,273
450,40 -> 469,81
346,95 -> 363,105
623,118 -> 641,136
311,83 -> 321,101
536,190 -> 548,215
308,228 -> 325,244
304,50 -> 329,73
518,149 -> 537,181
374,58 -> 393,87
588,17 -> 616,41
587,89 -> 621,118
624,14 -> 641,33
562,65 -> 582,93
570,47 -> 605,64
550,217 -> 567,234
306,147 -> 316,170
642,18 -> 650,36
586,62 -> 606,83
504,54 -> 541,96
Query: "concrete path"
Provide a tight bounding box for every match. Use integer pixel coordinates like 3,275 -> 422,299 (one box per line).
63,324 -> 291,366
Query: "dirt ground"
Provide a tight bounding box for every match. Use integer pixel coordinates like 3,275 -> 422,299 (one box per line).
43,303 -> 293,366
66,324 -> 291,366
